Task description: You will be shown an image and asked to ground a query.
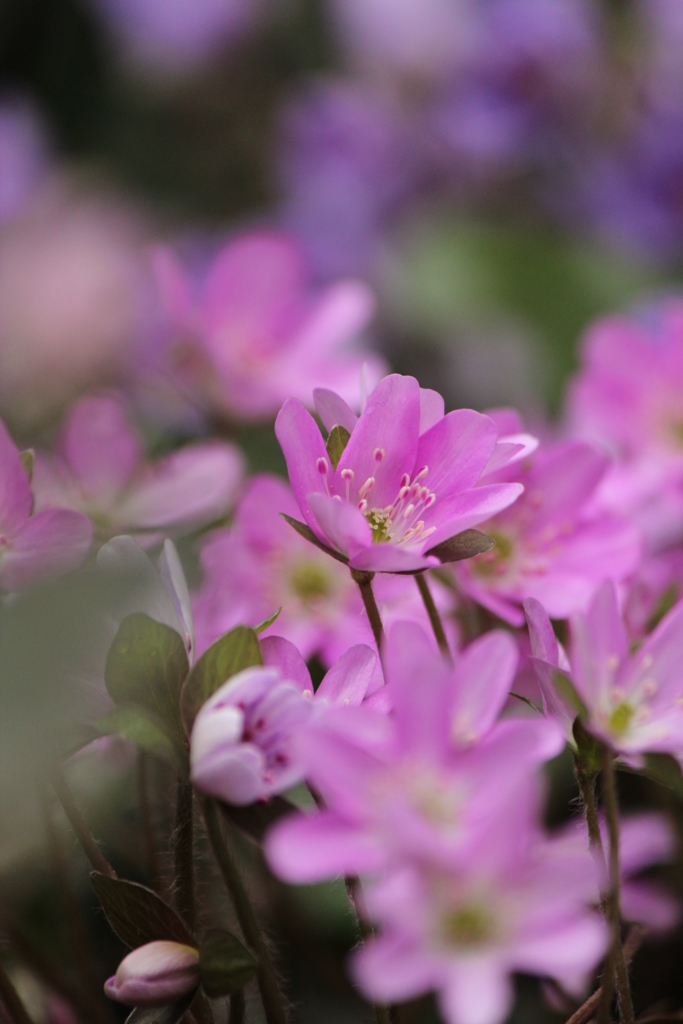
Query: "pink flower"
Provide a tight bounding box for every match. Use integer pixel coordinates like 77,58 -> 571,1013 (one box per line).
526,580 -> 683,761
190,639 -> 377,805
33,393 -> 243,541
566,299 -> 683,550
0,417 -> 91,591
104,941 -> 199,1007
351,830 -> 606,1024
275,374 -> 525,573
265,621 -> 562,882
455,438 -> 641,626
192,473 -> 456,663
153,231 -> 384,421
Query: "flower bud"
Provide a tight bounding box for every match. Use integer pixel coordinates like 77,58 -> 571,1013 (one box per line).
104,940 -> 200,1007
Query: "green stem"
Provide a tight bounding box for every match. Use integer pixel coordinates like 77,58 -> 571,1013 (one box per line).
573,755 -> 608,883
203,799 -> 287,1024
0,957 -> 34,1024
601,749 -> 635,1024
351,570 -> 385,656
51,770 -> 116,878
174,779 -> 195,933
228,990 -> 246,1024
563,925 -> 644,1024
415,572 -> 452,662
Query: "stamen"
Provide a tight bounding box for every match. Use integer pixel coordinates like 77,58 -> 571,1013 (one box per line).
341,467 -> 354,502
359,476 -> 376,501
373,447 -> 385,462
400,472 -> 411,488
317,457 -> 329,475
415,465 -> 429,480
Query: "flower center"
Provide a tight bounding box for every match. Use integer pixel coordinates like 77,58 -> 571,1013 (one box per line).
471,530 -> 513,577
608,701 -> 634,736
441,903 -> 495,949
360,468 -> 437,546
289,560 -> 333,603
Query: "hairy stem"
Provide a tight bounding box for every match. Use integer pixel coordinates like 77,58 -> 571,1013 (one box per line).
351,570 -> 385,657
0,956 -> 34,1024
138,752 -> 162,892
564,925 -> 644,1024
203,799 -> 287,1024
415,572 -> 452,662
228,990 -> 246,1024
573,755 -> 608,883
173,779 -> 195,933
601,748 -> 635,1024
51,770 -> 116,879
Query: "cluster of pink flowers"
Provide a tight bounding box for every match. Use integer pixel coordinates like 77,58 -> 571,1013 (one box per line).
9,235 -> 683,1024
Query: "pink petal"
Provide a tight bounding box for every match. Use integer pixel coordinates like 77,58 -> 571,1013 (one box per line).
622,596 -> 683,706
451,631 -> 519,745
316,644 -> 377,706
265,811 -> 383,883
313,387 -> 358,433
384,621 -> 452,758
293,280 -> 375,358
570,580 -> 628,707
524,598 -> 560,667
191,743 -> 265,806
512,914 -> 606,997
620,882 -> 681,932
419,388 -> 445,434
236,474 -> 299,548
0,509 -> 92,591
523,443 -> 609,532
440,959 -> 513,1024
308,491 -> 371,555
261,635 -> 312,693
275,399 -> 329,531
619,813 -> 676,875
481,433 -> 539,479
348,545 -> 439,573
61,394 -> 141,498
425,483 -> 524,549
151,246 -> 194,326
0,418 -> 32,536
414,410 -> 498,499
295,716 -> 384,819
351,935 -> 438,1005
115,442 -> 243,531
337,374 -> 421,509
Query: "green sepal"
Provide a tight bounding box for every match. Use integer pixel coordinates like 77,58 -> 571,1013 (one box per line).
572,718 -> 602,776
90,872 -> 194,949
180,625 -> 262,735
198,929 -> 257,998
124,994 -> 196,1024
19,448 -> 34,483
426,530 -> 495,564
280,514 -> 349,564
553,669 -> 588,721
254,607 -> 282,634
325,425 -> 350,469
97,705 -> 189,776
105,614 -> 189,748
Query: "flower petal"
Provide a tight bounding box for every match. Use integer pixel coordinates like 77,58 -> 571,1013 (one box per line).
351,934 -> 438,1006
419,389 -> 445,434
265,811 -> 383,883
451,631 -> 519,746
275,399 -> 329,531
61,394 -> 141,499
261,635 -> 312,693
0,418 -> 32,536
348,545 -> 439,573
0,510 -> 92,591
308,491 -> 372,555
425,484 -> 524,549
440,959 -> 513,1024
316,644 -> 377,706
313,387 -> 358,433
415,410 -> 498,499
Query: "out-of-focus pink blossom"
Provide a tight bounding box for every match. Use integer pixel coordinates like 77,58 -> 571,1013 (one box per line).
567,299 -> 683,550
191,473 -> 455,664
526,580 -> 683,762
153,231 -> 383,421
623,549 -> 683,640
104,941 -> 199,1007
33,393 -> 243,541
455,434 -> 641,626
352,831 -> 606,1024
275,375 -> 525,574
0,417 -> 91,592
190,639 -> 376,805
266,621 -> 562,882
0,96 -> 50,222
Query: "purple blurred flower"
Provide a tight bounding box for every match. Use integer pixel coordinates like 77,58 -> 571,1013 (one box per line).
275,374 -> 525,574
0,417 -> 92,592
266,621 -> 562,882
153,230 -> 383,421
104,941 -> 199,1007
526,580 -> 683,761
455,436 -> 641,625
190,640 -> 376,805
33,393 -> 243,542
0,96 -> 50,222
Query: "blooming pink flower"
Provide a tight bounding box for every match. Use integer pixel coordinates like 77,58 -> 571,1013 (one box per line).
455,438 -> 641,626
192,473 -> 456,663
265,621 -> 562,882
33,393 -> 243,541
0,417 -> 91,591
275,374 -> 525,573
190,639 -> 377,805
566,299 -> 683,549
104,941 -> 199,1007
526,580 -> 683,761
153,231 -> 384,420
351,829 -> 606,1024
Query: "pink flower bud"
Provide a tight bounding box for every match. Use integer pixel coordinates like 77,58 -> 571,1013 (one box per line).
104,941 -> 200,1007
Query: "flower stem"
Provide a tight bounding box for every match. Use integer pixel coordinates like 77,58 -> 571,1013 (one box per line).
0,956 -> 34,1024
351,570 -> 385,656
415,572 -> 452,662
600,748 -> 635,1024
573,754 -> 607,877
202,798 -> 287,1024
51,769 -> 116,878
228,990 -> 246,1024
563,925 -> 644,1024
174,778 -> 195,933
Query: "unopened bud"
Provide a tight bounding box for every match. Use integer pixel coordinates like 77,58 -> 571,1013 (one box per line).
104,940 -> 200,1007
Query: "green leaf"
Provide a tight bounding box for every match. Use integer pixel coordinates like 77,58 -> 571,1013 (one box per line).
180,625 -> 262,734
19,448 -> 34,483
198,929 -> 257,998
254,607 -> 282,634
98,706 -> 188,776
105,614 -> 189,747
280,514 -> 349,564
90,872 -> 194,949
426,530 -> 495,563
124,995 -> 196,1024
325,425 -> 350,469
620,752 -> 683,798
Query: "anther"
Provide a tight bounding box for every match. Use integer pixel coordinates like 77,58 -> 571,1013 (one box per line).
415,466 -> 429,480
341,468 -> 354,481
373,447 -> 385,462
317,457 -> 329,475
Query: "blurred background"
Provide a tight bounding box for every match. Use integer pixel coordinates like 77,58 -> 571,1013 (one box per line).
3,1 -> 683,1022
